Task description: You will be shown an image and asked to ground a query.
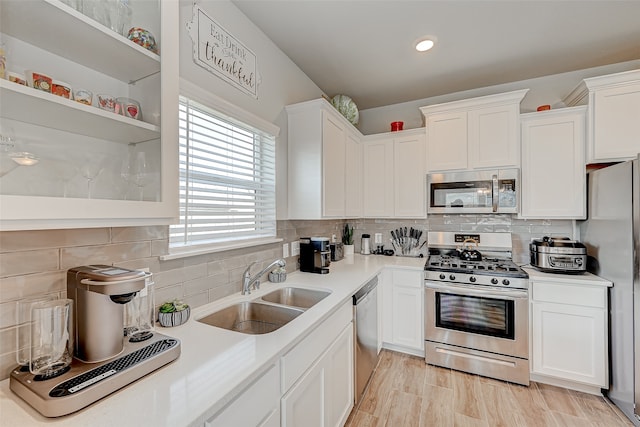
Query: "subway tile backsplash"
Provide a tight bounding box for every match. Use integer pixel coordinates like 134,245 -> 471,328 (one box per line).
0,215 -> 573,380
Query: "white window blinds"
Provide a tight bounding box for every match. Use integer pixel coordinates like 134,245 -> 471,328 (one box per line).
170,96 -> 276,249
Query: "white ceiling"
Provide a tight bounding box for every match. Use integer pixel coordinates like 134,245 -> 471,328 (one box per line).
232,0 -> 640,110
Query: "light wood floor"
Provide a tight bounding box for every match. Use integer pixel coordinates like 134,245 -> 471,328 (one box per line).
346,349 -> 633,427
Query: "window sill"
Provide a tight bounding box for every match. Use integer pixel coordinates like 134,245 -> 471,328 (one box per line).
161,237 -> 283,261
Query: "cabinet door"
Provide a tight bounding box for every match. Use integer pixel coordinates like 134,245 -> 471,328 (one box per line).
521,108 -> 586,219
426,111 -> 468,171
531,301 -> 607,387
281,360 -> 325,427
325,324 -> 354,427
363,139 -> 394,217
394,133 -> 426,218
206,364 -> 280,427
380,269 -> 393,346
322,112 -> 346,217
391,285 -> 424,351
468,104 -> 520,169
591,83 -> 640,162
345,132 -> 363,217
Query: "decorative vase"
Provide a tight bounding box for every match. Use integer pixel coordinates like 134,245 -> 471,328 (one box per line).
343,244 -> 354,255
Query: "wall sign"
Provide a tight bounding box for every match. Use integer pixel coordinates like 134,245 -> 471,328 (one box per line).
187,4 -> 258,98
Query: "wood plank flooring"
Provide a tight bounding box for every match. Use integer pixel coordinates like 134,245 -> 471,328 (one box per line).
346,349 -> 633,427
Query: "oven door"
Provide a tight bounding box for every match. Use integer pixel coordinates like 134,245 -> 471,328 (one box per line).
425,280 -> 528,359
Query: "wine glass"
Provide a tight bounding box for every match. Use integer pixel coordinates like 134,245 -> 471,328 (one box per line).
79,156 -> 105,199
120,156 -> 132,199
131,152 -> 149,201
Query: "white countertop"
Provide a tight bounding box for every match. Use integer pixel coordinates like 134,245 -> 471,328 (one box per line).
0,255 -> 425,427
522,266 -> 613,287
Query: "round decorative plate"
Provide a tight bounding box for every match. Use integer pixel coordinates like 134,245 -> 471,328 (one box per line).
330,94 -> 359,126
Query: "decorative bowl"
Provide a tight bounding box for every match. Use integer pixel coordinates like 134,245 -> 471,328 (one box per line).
127,27 -> 158,54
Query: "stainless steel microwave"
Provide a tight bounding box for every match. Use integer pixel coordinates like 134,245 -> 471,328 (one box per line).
427,169 -> 519,214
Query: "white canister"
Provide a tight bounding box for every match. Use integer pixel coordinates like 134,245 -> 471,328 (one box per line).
361,233 -> 371,255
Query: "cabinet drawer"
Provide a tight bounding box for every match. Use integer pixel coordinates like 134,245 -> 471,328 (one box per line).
531,281 -> 605,308
391,269 -> 423,288
281,301 -> 352,393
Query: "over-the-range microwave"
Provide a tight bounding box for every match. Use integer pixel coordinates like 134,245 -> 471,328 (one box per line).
427,169 -> 519,214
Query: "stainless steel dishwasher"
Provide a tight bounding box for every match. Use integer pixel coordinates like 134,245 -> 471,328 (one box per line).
353,275 -> 379,405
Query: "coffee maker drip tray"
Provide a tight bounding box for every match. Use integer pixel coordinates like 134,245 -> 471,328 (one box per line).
10,332 -> 181,418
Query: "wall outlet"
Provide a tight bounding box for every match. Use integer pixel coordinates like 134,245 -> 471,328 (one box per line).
282,243 -> 289,258
291,241 -> 300,256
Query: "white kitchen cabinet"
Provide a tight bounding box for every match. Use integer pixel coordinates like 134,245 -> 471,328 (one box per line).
282,323 -> 353,427
0,0 -> 179,230
287,98 -> 361,219
563,69 -> 640,163
393,132 -> 426,217
528,268 -> 612,394
520,106 -> 586,219
420,90 -> 528,172
205,363 -> 280,427
362,137 -> 394,217
345,132 -> 363,217
381,268 -> 424,356
281,302 -> 353,427
363,129 -> 426,218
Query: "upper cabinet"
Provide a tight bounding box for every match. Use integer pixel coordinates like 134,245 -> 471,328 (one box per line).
420,90 -> 529,172
520,107 -> 587,219
0,0 -> 179,230
363,129 -> 426,218
287,98 -> 361,219
563,69 -> 640,163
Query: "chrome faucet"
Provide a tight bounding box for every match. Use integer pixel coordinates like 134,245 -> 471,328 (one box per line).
242,258 -> 286,295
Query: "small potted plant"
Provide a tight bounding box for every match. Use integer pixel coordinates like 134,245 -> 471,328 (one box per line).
342,223 -> 354,255
158,299 -> 190,327
269,266 -> 287,283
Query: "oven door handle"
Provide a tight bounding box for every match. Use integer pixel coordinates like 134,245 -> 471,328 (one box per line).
425,281 -> 528,299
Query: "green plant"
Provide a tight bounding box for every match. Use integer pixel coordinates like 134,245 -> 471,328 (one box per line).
159,299 -> 189,313
342,223 -> 354,245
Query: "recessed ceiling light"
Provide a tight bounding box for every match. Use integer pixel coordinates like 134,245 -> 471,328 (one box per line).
415,38 -> 435,52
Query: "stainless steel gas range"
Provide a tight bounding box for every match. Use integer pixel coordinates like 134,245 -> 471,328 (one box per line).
424,232 -> 530,386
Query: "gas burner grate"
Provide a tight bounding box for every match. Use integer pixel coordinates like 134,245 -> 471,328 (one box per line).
48,338 -> 178,397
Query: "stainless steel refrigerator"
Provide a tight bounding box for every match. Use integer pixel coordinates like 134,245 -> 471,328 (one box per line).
579,154 -> 640,426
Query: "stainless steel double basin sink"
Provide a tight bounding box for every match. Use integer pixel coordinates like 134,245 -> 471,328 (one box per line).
197,287 -> 331,335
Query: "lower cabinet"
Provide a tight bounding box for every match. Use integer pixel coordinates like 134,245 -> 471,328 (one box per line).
281,324 -> 353,427
381,268 -> 424,356
206,302 -> 354,426
206,363 -> 280,427
528,269 -> 612,393
281,301 -> 354,427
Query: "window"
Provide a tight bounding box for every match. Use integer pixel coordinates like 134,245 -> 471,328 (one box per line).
170,96 -> 276,250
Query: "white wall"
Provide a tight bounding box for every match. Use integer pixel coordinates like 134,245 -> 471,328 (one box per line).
358,59 -> 640,135
178,0 -> 324,219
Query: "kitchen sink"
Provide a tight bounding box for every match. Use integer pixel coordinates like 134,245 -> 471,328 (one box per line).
260,287 -> 331,309
197,302 -> 304,334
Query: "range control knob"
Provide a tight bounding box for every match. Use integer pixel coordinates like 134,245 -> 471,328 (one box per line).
502,279 -> 510,286
439,274 -> 446,280
449,274 -> 456,281
491,278 -> 499,285
469,276 -> 476,283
